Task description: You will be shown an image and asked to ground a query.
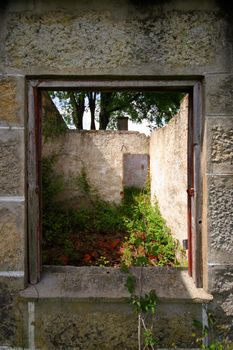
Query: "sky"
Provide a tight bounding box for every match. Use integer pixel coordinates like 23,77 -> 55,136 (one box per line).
82,109 -> 151,136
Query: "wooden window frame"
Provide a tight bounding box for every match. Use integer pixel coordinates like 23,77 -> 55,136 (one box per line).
27,77 -> 203,287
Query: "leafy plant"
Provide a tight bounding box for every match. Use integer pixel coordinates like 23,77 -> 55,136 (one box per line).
193,316 -> 233,350
120,188 -> 181,267
124,269 -> 158,350
95,256 -> 110,267
42,94 -> 68,141
41,155 -> 64,207
75,166 -> 93,195
50,90 -> 185,130
42,160 -> 183,268
125,275 -> 137,294
131,290 -> 157,314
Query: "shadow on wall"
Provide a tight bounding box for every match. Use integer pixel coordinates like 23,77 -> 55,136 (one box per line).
42,131 -> 150,208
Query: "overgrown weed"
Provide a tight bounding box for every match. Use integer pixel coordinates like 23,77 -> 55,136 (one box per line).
42,157 -> 183,267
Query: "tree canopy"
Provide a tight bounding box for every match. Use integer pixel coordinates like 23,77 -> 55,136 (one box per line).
49,90 -> 185,131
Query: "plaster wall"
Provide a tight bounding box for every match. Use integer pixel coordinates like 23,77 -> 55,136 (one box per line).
42,130 -> 149,205
150,96 -> 188,246
0,0 -> 232,347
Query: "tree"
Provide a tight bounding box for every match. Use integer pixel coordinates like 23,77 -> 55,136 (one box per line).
87,92 -> 97,130
69,92 -> 85,130
99,92 -> 114,130
49,90 -> 185,131
105,91 -> 185,129
49,91 -> 85,130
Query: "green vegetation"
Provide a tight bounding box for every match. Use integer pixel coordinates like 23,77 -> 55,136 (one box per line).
193,316 -> 233,350
42,111 -> 67,140
42,159 -> 182,267
42,160 -> 233,349
125,274 -> 233,350
120,187 -> 180,267
49,90 -> 185,130
124,265 -> 158,349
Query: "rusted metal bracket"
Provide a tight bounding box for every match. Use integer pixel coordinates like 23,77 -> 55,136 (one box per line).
187,187 -> 195,196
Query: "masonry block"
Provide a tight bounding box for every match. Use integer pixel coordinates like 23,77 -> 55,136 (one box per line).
0,280 -> 26,347
0,129 -> 24,195
0,76 -> 24,125
205,74 -> 233,115
31,299 -> 201,349
0,202 -> 25,271
206,116 -> 233,174
209,265 -> 233,324
2,4 -> 231,75
207,175 -> 233,264
0,1 -> 233,348
208,266 -> 233,340
209,265 -> 233,296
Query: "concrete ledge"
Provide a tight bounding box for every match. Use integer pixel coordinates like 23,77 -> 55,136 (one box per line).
20,266 -> 212,303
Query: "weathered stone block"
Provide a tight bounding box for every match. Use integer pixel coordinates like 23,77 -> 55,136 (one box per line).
2,4 -> 231,75
207,175 -> 233,264
208,265 -> 233,340
209,266 -> 233,295
205,74 -> 233,115
0,129 -> 24,195
207,266 -> 233,341
206,117 -> 233,174
0,202 -> 25,271
0,281 -> 26,347
32,299 -> 201,349
35,301 -> 137,350
0,76 -> 24,125
20,267 -> 210,348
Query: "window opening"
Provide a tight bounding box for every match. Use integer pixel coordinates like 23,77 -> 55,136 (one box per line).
27,79 -> 202,287
41,89 -> 187,266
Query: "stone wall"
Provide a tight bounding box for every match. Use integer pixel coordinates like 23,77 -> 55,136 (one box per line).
150,96 -> 188,246
42,130 -> 149,205
0,0 -> 233,347
1,1 -> 232,76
